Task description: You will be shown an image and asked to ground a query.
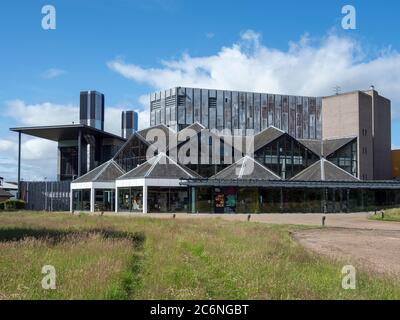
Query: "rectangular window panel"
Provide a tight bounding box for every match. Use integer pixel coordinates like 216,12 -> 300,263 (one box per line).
302,97 -> 309,139
217,90 -> 224,130
309,98 -> 316,139
268,94 -> 275,128
232,91 -> 239,131
274,95 -> 282,129
150,111 -> 156,126
156,110 -> 161,125
178,105 -> 185,125
282,96 -> 289,133
209,107 -> 216,130
166,107 -> 170,126
239,92 -> 246,132
224,91 -> 232,132
296,97 -> 303,139
289,96 -> 296,137
316,97 -> 322,139
261,94 -> 268,130
170,106 -> 176,124
246,92 -> 254,129
194,88 -> 201,123
185,88 -> 193,125
201,89 -> 209,128
254,93 -> 261,133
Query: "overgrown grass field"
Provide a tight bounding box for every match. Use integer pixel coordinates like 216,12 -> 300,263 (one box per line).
369,208 -> 400,222
0,212 -> 399,300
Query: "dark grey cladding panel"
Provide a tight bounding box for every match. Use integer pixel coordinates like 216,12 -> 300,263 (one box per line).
95,162 -> 125,182
291,160 -> 358,182
119,154 -> 202,180
323,137 -> 356,157
212,157 -> 280,180
298,139 -> 323,156
119,162 -> 153,179
324,161 -> 359,181
73,162 -> 108,183
72,160 -> 125,183
253,127 -> 285,151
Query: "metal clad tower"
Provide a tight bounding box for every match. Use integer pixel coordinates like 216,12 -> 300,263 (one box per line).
79,91 -> 105,131
121,110 -> 138,139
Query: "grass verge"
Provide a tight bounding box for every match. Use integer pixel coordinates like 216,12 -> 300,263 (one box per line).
369,208 -> 400,222
0,211 -> 399,299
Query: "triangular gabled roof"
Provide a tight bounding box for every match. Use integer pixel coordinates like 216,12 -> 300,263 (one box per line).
112,130 -> 152,160
291,158 -> 359,181
211,156 -> 281,180
72,159 -> 126,184
253,126 -> 286,151
323,137 -> 357,157
298,137 -> 357,157
118,152 -> 202,180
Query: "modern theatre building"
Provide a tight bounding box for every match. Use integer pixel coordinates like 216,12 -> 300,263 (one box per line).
65,86 -> 400,214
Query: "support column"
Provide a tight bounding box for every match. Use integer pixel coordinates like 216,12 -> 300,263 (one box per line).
191,187 -> 196,214
115,188 -> 118,213
70,188 -> 73,213
143,185 -> 148,214
17,131 -> 21,199
77,129 -> 82,177
90,188 -> 95,213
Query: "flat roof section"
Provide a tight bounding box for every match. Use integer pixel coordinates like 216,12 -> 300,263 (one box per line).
10,124 -> 126,142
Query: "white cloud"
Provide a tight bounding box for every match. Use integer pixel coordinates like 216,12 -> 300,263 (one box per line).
107,30 -> 400,118
41,68 -> 66,79
5,100 -> 78,126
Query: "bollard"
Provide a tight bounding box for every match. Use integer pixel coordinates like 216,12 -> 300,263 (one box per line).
173,213 -> 176,219
322,216 -> 326,227
247,214 -> 251,221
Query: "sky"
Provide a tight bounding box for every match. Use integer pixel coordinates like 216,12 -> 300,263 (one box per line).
1,0 -> 400,181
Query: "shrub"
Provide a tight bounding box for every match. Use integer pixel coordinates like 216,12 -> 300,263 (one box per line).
4,199 -> 25,210
0,202 -> 4,210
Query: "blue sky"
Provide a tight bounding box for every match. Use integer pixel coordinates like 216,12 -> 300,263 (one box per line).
1,0 -> 400,180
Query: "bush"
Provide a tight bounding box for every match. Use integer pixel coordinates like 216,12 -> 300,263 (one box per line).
3,199 -> 25,210
0,202 -> 4,210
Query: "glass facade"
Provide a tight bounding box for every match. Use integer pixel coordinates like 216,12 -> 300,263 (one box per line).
151,87 -> 322,139
72,189 -> 90,211
254,133 -> 320,179
190,186 -> 400,214
327,139 -> 358,177
114,135 -> 148,172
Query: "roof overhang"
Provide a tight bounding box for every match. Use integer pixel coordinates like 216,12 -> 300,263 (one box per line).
10,124 -> 126,142
181,178 -> 400,190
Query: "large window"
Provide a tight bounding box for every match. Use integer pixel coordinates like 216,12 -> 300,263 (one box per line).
148,187 -> 188,213
255,134 -> 319,179
327,139 -> 357,177
117,187 -> 143,212
72,189 -> 90,211
94,189 -> 115,212
60,146 -> 78,180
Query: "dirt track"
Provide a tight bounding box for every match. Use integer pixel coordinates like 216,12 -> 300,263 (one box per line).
293,228 -> 400,276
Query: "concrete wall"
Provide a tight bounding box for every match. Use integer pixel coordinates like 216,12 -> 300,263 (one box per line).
366,90 -> 392,180
322,91 -> 373,180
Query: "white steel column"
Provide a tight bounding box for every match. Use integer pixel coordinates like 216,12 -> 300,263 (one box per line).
90,188 -> 95,213
143,185 -> 148,214
115,187 -> 118,213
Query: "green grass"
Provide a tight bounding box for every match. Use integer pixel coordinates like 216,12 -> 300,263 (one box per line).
0,211 -> 399,299
369,208 -> 400,222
